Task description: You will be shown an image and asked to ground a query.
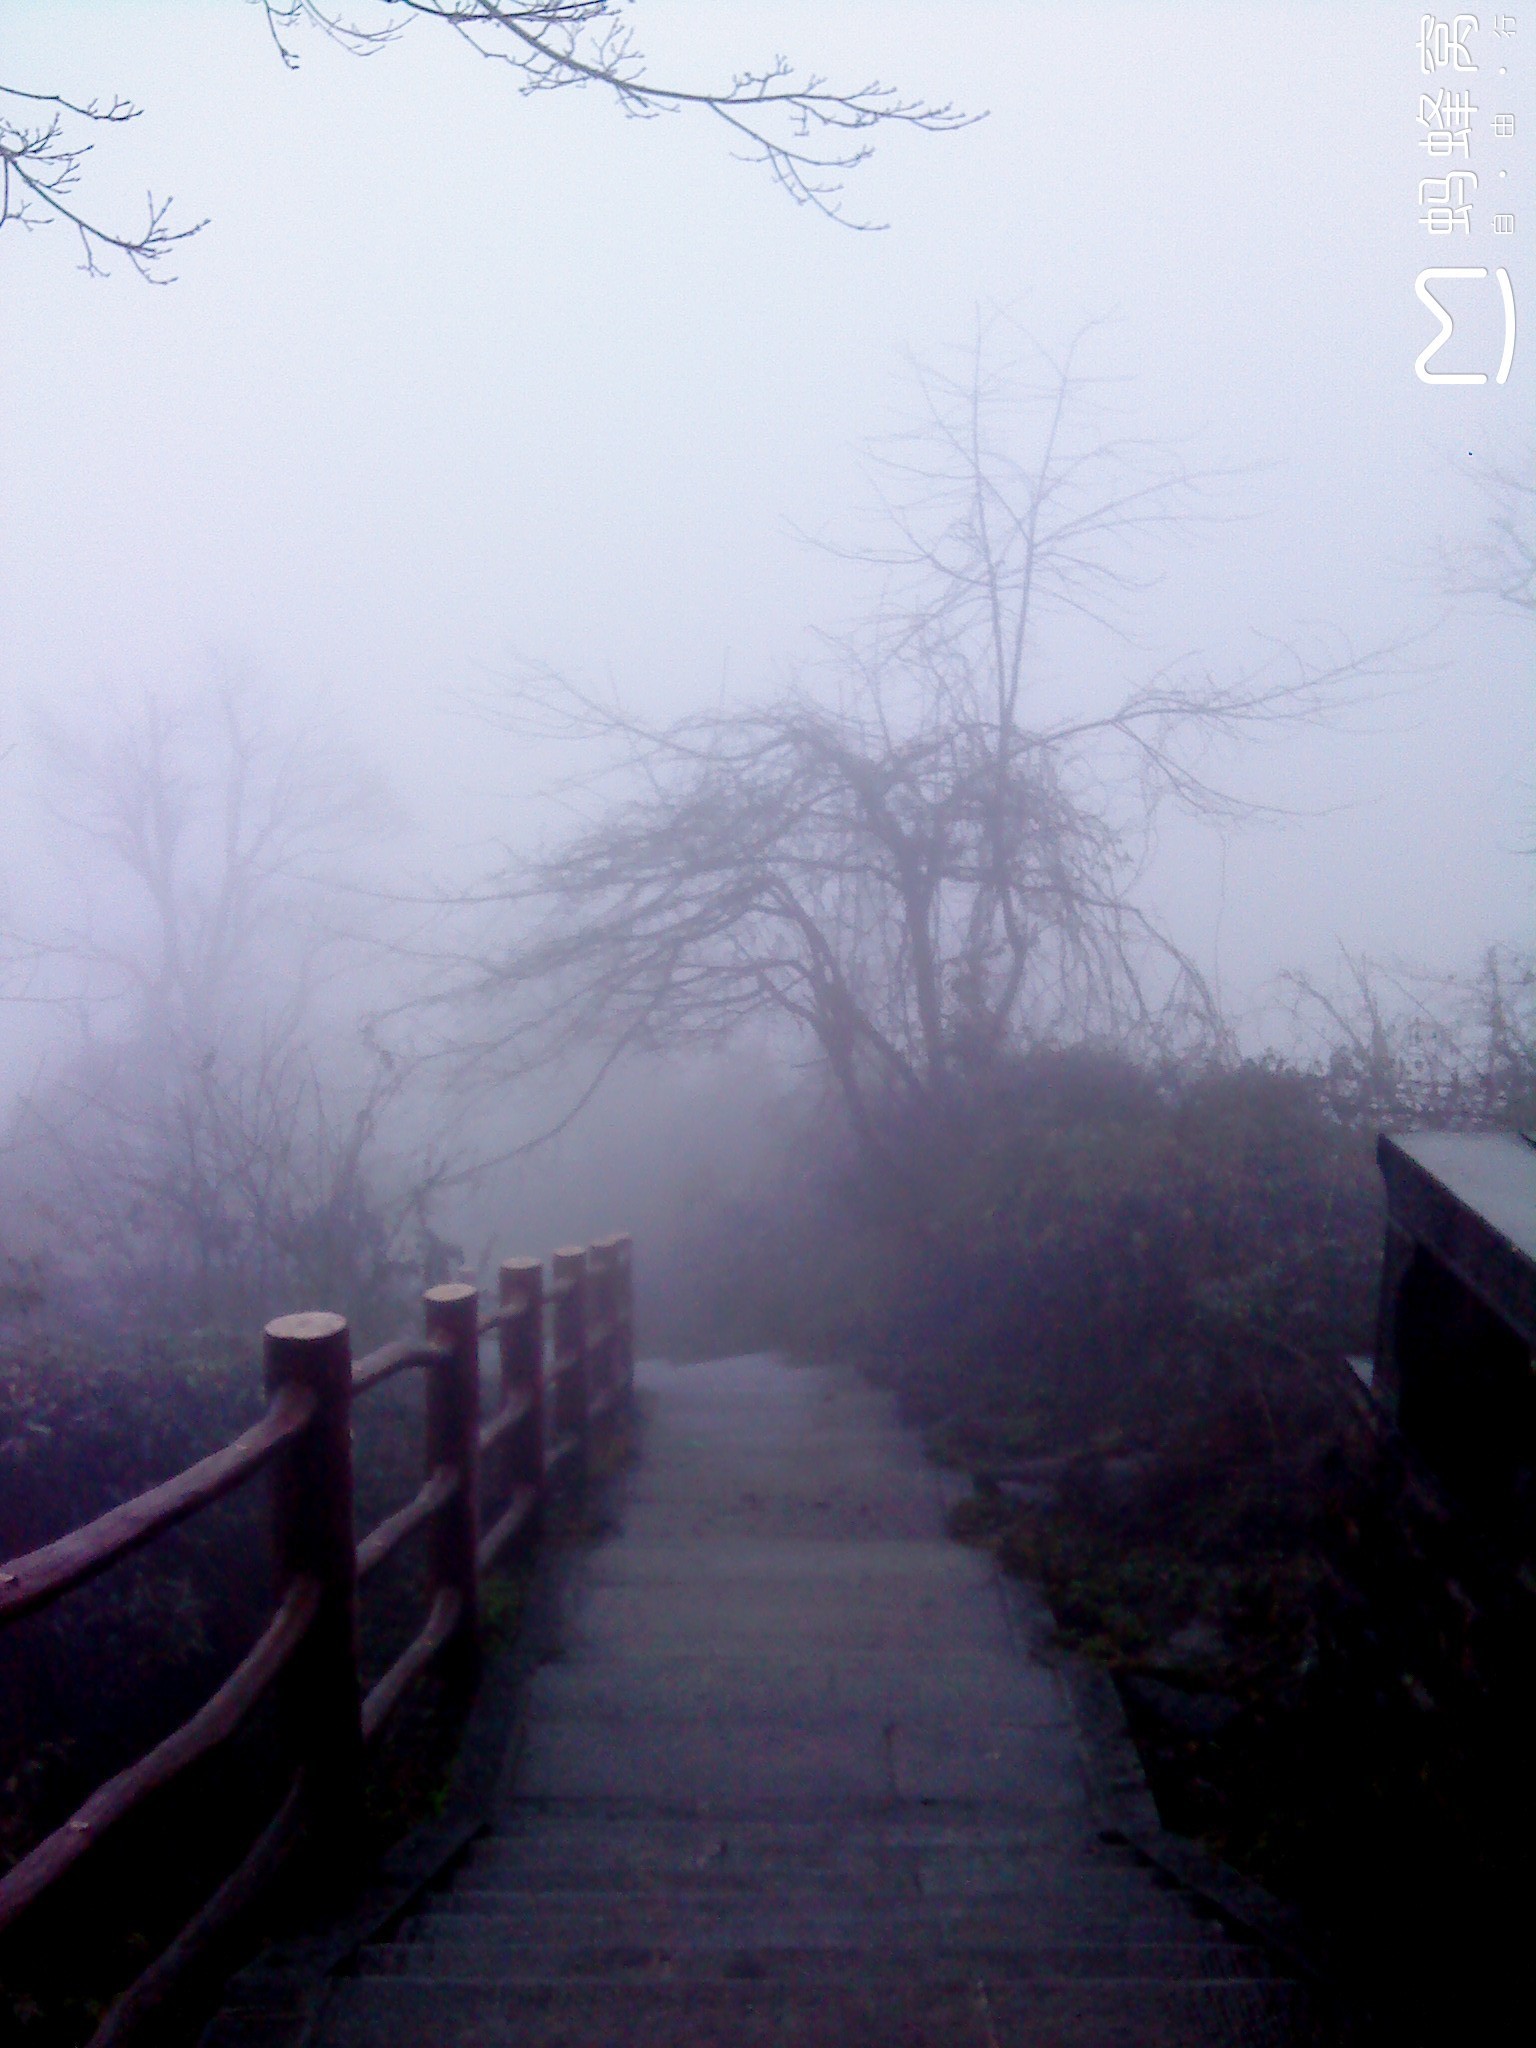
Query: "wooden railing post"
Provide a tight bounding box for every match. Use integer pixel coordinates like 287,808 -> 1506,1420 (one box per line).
592,1232 -> 634,1407
500,1257 -> 546,1508
552,1246 -> 590,1482
263,1312 -> 363,1853
423,1282 -> 481,1692
586,1238 -> 612,1420
622,1228 -> 634,1392
614,1232 -> 634,1399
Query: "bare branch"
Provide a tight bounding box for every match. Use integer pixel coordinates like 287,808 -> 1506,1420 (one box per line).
1438,448 -> 1536,617
5,7 -> 972,282
267,1 -> 977,227
0,82 -> 205,280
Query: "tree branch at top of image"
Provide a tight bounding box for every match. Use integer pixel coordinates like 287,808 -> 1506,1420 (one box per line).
2,3 -> 978,281
0,85 -> 204,280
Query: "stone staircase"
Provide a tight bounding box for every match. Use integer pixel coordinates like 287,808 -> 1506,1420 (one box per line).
327,1799 -> 1318,2046
232,1356 -> 1337,2046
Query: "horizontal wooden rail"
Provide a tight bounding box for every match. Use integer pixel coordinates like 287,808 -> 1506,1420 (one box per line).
85,1776 -> 307,2048
350,1332 -> 450,1398
476,1292 -> 532,1337
0,1574 -> 321,1934
0,1384 -> 317,1626
476,1482 -> 538,1576
0,1230 -> 635,2048
546,1430 -> 583,1474
355,1466 -> 460,1580
477,1386 -> 535,1459
361,1586 -> 462,1742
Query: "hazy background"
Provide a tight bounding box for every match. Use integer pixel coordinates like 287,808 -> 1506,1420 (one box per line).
2,26 -> 1532,2016
1,1 -> 1529,1099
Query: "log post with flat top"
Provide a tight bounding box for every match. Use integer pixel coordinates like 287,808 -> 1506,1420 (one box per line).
586,1238 -> 614,1420
551,1247 -> 590,1485
263,1311 -> 363,1853
616,1233 -> 634,1398
423,1282 -> 481,1693
592,1232 -> 634,1407
501,1256 -> 546,1507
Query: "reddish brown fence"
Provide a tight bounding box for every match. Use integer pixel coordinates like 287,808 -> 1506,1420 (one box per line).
0,1233 -> 633,2042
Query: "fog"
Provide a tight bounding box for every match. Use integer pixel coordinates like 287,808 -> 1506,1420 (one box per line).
5,21 -> 1536,2042
1,2 -> 1530,1232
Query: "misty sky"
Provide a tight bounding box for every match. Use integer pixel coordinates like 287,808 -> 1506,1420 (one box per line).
2,2 -> 1530,1065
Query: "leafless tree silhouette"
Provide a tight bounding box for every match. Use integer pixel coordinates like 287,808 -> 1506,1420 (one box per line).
1439,450 -> 1536,618
438,328 -> 1397,1164
33,678 -> 390,1039
1281,943 -> 1536,1133
5,682 -> 432,1331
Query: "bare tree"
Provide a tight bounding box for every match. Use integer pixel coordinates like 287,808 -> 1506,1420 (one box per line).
1281,943 -> 1536,1134
7,1021 -> 426,1335
5,681 -> 434,1332
1439,450 -> 1536,617
3,4 -> 972,279
33,677 -> 391,1042
1435,450 -> 1536,855
437,328 -> 1397,1166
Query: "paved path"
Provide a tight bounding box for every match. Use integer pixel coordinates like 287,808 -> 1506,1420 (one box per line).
315,1356 -> 1328,2045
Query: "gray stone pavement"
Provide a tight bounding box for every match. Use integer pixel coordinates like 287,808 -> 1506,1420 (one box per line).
309,1355 -> 1333,2045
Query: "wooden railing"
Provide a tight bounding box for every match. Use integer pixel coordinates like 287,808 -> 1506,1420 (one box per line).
0,1233 -> 633,2042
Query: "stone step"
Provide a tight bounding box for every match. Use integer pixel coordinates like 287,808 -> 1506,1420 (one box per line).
430,1870 -> 1195,1915
449,1855 -> 1149,1890
561,1580 -> 1018,1657
421,1865 -> 1200,1917
618,1487 -> 948,1540
400,1893 -> 1230,1951
507,1756 -> 1081,1813
512,1716 -> 1088,1806
579,1535 -> 995,1585
523,1650 -> 1071,1722
317,1974 -> 1328,2047
365,1933 -> 1271,1984
459,1832 -> 1172,1900
452,1863 -> 1171,1908
471,1802 -> 1111,1858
